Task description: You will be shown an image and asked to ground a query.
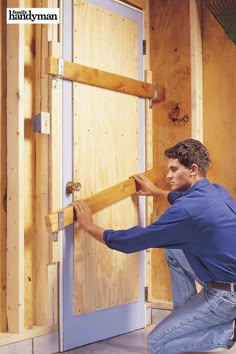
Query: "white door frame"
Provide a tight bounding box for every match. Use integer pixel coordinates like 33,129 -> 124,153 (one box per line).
60,0 -> 146,351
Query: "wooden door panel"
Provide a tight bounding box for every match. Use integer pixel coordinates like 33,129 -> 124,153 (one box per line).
73,0 -> 140,315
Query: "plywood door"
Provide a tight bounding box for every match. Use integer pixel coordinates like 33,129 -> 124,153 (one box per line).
61,0 -> 145,351
73,0 -> 140,315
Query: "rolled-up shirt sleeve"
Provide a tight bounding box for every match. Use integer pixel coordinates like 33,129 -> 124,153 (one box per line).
103,204 -> 192,253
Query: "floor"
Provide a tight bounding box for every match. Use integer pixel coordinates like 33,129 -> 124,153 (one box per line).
60,310 -> 236,354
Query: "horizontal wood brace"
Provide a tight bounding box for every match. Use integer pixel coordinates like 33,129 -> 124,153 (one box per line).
45,56 -> 165,102
45,168 -> 159,234
121,0 -> 146,10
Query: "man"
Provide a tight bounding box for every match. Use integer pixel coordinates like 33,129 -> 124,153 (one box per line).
73,139 -> 236,353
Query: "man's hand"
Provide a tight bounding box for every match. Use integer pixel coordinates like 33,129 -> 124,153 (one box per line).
72,200 -> 106,244
132,174 -> 160,196
72,200 -> 93,232
132,174 -> 169,199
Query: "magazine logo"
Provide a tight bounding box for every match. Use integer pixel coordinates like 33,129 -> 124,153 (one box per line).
6,8 -> 59,24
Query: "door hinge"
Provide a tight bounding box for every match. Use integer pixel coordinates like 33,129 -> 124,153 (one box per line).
145,286 -> 149,302
143,40 -> 146,55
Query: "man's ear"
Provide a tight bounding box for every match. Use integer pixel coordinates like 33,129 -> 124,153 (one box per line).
190,164 -> 199,176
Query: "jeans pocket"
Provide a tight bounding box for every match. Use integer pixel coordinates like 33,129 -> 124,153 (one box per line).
205,287 -> 224,312
222,292 -> 236,309
205,287 -> 236,320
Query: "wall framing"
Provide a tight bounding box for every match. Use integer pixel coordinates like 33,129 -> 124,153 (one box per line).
0,0 -> 7,334
7,0 -> 25,334
0,0 -> 61,348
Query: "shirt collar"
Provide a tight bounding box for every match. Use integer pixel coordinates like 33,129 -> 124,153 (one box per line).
184,178 -> 210,196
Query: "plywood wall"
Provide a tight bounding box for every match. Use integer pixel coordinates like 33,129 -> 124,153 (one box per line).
149,0 -> 192,306
202,2 -> 236,196
149,0 -> 236,307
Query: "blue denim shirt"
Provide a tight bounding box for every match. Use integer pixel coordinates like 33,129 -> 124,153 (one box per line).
103,179 -> 236,282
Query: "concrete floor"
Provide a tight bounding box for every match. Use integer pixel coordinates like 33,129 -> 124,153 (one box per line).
60,310 -> 236,354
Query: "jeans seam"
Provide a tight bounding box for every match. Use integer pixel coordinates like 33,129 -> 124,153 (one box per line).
150,313 -> 234,354
152,309 -> 214,345
162,340 -> 233,353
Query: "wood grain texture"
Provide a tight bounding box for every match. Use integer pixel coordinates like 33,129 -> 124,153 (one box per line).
121,0 -> 146,9
0,325 -> 57,346
45,168 -> 159,233
150,0 -> 192,304
35,0 -> 59,328
6,0 -> 25,333
145,71 -> 153,302
48,40 -> 62,265
35,7 -> 50,327
0,0 -> 7,333
202,2 -> 236,194
72,0 -> 140,314
143,0 -> 152,304
24,0 -> 37,328
190,0 -> 203,141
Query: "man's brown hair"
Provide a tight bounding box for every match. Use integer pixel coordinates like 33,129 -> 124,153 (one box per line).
164,139 -> 211,177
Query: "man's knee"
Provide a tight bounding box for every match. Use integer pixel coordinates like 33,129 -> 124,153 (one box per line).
147,325 -> 168,354
147,331 -> 161,354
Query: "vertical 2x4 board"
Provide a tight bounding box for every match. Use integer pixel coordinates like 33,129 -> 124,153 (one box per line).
73,0 -> 140,315
61,0 -> 145,350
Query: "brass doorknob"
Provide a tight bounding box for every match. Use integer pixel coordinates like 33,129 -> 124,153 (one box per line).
66,181 -> 81,194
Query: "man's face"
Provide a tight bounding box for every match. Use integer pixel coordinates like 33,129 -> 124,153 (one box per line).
166,158 -> 194,192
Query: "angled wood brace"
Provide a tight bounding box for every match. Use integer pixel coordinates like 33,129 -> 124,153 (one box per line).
45,168 -> 159,235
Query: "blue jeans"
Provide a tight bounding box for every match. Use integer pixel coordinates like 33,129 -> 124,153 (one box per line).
148,249 -> 236,353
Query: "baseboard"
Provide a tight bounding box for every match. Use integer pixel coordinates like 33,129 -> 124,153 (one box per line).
151,301 -> 173,310
0,330 -> 59,354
